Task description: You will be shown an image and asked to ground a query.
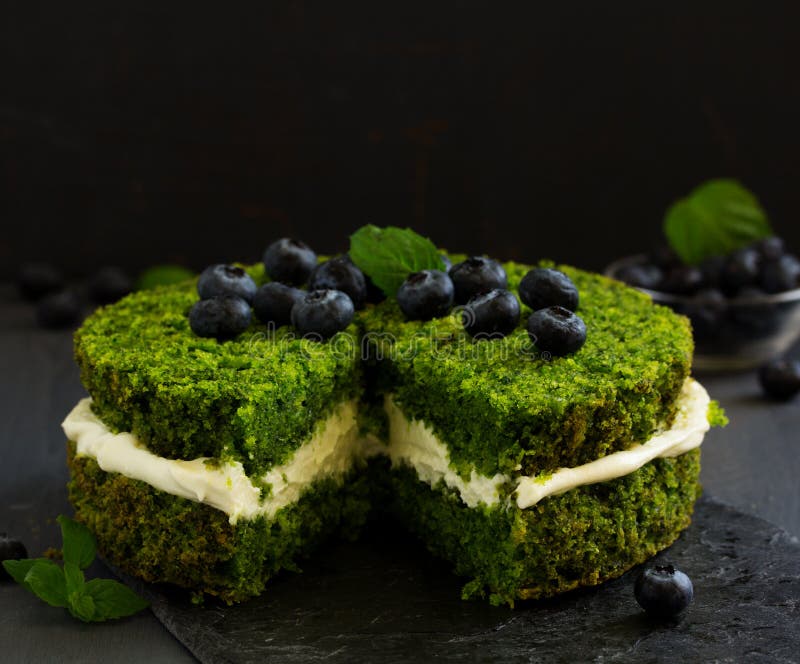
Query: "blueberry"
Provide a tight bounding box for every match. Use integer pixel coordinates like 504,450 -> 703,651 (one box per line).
756,236 -> 785,261
440,254 -> 453,272
519,268 -> 579,311
650,245 -> 681,270
291,289 -> 355,339
449,256 -> 508,304
263,238 -> 318,286
760,254 -> 800,294
397,270 -> 454,321
253,282 -> 304,327
364,274 -> 387,304
660,265 -> 704,295
634,564 -> 694,619
88,266 -> 133,305
36,290 -> 81,329
308,256 -> 367,309
698,255 -> 726,289
721,247 -> 760,295
527,306 -> 587,356
17,262 -> 64,301
759,358 -> 800,401
615,264 -> 663,291
0,533 -> 28,580
197,264 -> 257,304
189,296 -> 252,340
685,288 -> 727,341
462,289 -> 520,338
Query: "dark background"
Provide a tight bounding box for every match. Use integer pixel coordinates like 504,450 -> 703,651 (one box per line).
2,2 -> 799,279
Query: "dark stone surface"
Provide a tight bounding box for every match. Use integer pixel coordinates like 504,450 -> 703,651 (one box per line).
121,496 -> 800,664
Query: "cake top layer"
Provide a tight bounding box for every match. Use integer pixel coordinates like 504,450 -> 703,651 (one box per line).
75,263 -> 363,479
75,258 -> 692,479
361,260 -> 693,477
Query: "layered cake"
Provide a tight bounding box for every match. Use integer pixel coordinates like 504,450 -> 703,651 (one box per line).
63,231 -> 725,605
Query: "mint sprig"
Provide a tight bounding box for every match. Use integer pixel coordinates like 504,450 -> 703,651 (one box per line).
663,179 -> 772,264
349,225 -> 444,296
2,515 -> 148,623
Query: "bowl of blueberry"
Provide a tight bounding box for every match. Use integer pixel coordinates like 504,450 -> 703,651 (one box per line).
605,180 -> 800,371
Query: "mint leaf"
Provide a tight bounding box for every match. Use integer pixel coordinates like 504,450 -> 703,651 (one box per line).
58,515 -> 95,569
349,225 -> 444,296
83,578 -> 150,621
663,179 -> 772,264
136,265 -> 194,290
64,561 -> 85,596
2,558 -> 50,587
24,561 -> 69,608
68,590 -> 97,622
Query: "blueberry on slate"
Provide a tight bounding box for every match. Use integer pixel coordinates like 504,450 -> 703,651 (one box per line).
263,238 -> 318,286
462,289 -> 520,338
660,265 -> 704,295
88,266 -> 133,305
253,282 -> 304,327
291,289 -> 355,339
397,270 -> 454,321
756,236 -> 785,261
189,296 -> 252,340
527,306 -> 587,356
615,264 -> 663,291
760,254 -> 800,294
449,256 -> 508,304
197,264 -> 257,304
17,262 -> 64,301
634,564 -> 694,619
721,247 -> 761,295
36,290 -> 81,329
308,256 -> 367,309
0,533 -> 28,580
519,268 -> 579,311
759,358 -> 800,401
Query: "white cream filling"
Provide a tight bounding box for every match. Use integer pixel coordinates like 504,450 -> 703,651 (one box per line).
386,378 -> 710,509
63,378 -> 710,521
62,399 -> 366,524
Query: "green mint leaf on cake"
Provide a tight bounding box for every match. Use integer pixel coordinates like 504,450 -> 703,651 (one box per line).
663,179 -> 772,264
4,515 -> 149,623
349,225 -> 444,296
81,579 -> 150,621
58,514 -> 96,569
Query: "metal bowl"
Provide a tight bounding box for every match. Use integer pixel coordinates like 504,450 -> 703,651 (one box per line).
605,255 -> 800,372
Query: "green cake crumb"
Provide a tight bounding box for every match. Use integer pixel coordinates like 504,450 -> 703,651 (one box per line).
707,400 -> 729,428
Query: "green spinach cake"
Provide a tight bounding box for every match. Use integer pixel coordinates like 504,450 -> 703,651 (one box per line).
63,254 -> 725,606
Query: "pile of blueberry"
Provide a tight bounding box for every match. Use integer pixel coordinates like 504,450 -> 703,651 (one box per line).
618,236 -> 800,298
190,239 -> 369,341
17,263 -> 133,329
396,259 -> 587,356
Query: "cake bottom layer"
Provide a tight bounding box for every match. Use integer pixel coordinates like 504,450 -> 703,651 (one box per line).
67,441 -> 373,603
384,450 -> 701,606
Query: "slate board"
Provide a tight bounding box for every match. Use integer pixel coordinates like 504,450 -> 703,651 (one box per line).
114,496 -> 800,663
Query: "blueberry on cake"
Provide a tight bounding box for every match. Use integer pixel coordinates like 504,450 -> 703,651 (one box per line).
63,226 -> 726,605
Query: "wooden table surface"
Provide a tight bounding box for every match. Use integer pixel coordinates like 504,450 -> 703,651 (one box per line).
1,285 -> 798,663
